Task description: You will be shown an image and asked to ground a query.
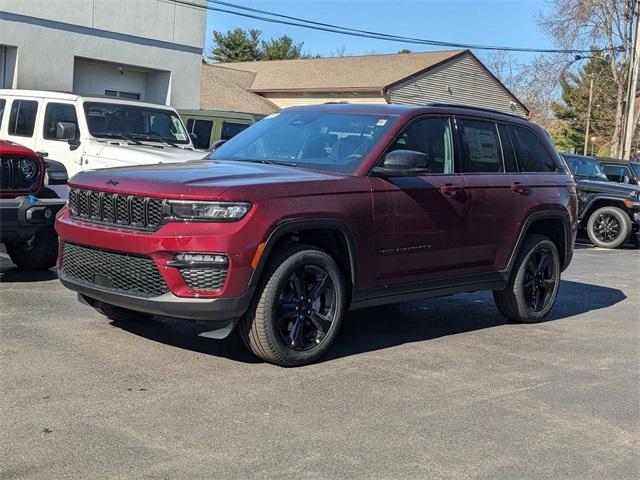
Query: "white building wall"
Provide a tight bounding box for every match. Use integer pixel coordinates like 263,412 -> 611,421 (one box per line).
0,0 -> 205,108
388,52 -> 528,117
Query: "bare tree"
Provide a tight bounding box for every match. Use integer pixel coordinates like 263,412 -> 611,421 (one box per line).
538,0 -> 636,157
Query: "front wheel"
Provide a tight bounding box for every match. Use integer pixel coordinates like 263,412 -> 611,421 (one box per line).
239,245 -> 346,366
493,234 -> 561,323
586,206 -> 631,249
6,227 -> 58,270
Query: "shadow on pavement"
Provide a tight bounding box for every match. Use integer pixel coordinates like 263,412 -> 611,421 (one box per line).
0,256 -> 57,282
112,279 -> 627,365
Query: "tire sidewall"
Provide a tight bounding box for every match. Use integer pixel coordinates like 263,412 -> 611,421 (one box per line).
587,207 -> 630,249
261,248 -> 345,366
513,238 -> 561,322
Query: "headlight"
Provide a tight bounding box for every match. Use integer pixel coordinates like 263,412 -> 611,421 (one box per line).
167,201 -> 251,221
18,158 -> 38,181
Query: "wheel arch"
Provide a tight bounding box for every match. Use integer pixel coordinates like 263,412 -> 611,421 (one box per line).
507,211 -> 572,272
580,196 -> 634,224
248,219 -> 359,301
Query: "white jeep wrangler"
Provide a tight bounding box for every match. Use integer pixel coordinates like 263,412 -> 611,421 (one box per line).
0,90 -> 205,183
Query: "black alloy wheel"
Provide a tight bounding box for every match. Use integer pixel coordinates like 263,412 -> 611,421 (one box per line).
586,206 -> 631,249
522,246 -> 556,313
276,265 -> 337,351
592,212 -> 621,243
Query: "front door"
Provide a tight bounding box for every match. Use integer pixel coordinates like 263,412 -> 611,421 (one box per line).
369,115 -> 474,288
35,101 -> 84,177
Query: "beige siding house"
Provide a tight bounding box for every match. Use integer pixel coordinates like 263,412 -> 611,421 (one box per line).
201,49 -> 528,117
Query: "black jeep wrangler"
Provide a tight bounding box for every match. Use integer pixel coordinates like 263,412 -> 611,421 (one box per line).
563,154 -> 640,249
0,140 -> 67,269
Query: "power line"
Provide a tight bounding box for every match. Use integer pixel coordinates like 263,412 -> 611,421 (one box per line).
163,0 -> 622,55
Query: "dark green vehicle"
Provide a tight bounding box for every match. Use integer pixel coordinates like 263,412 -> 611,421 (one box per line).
179,109 -> 264,150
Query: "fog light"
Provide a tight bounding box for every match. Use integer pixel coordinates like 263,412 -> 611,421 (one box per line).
174,253 -> 227,264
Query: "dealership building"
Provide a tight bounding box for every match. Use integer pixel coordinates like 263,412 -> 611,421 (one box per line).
0,0 -> 206,108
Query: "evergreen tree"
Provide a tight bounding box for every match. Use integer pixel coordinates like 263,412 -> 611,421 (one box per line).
209,28 -> 262,63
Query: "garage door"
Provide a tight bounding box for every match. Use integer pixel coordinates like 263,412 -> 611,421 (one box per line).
73,59 -> 146,100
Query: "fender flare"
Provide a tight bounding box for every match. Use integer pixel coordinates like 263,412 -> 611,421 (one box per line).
579,195 -> 631,221
248,218 -> 359,290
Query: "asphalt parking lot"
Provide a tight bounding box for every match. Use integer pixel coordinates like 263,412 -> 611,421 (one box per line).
1,244 -> 639,480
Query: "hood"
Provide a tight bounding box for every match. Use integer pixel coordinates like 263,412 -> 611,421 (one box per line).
90,141 -> 206,165
577,178 -> 640,197
69,159 -> 351,200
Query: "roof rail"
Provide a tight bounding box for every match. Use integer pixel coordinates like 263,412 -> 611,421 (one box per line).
425,103 -> 524,119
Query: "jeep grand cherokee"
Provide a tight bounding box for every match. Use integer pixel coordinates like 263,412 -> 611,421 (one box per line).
56,104 -> 577,366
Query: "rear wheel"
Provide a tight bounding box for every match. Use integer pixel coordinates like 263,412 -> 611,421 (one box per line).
586,206 -> 631,249
6,227 -> 58,270
493,234 -> 561,323
239,245 -> 345,366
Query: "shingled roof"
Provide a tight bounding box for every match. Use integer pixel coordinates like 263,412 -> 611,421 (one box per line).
209,49 -> 464,93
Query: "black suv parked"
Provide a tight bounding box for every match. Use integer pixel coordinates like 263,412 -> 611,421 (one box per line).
598,157 -> 640,186
563,154 -> 640,249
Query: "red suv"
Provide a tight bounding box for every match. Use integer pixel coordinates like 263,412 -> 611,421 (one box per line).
56,104 -> 577,366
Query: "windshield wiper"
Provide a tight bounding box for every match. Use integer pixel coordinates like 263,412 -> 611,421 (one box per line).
246,159 -> 298,167
97,132 -> 142,145
134,133 -> 180,148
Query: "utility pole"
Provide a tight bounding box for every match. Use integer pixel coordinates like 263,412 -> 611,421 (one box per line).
584,76 -> 594,156
622,0 -> 639,159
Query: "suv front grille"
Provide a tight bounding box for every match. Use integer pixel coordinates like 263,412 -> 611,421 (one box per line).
68,188 -> 165,231
180,267 -> 228,291
61,243 -> 169,297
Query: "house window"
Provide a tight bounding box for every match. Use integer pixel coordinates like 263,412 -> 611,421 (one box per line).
105,89 -> 140,100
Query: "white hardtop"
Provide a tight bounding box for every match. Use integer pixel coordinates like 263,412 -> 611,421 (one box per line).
0,89 -> 178,111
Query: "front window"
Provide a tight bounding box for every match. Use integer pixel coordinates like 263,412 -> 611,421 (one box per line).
564,155 -> 608,181
83,102 -> 189,145
210,110 -> 397,174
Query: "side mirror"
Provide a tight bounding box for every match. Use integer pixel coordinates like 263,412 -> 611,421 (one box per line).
372,149 -> 429,176
56,121 -> 77,141
209,139 -> 227,152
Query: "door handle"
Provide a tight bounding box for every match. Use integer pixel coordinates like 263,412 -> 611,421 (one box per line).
36,150 -> 48,158
510,182 -> 528,194
439,184 -> 464,195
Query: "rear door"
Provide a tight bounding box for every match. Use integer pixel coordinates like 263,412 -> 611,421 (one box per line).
458,117 -> 532,272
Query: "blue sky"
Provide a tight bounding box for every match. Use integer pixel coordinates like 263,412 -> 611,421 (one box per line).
205,0 -> 555,63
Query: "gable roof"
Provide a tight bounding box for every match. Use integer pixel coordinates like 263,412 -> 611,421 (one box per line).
211,49 -> 465,93
200,64 -> 279,115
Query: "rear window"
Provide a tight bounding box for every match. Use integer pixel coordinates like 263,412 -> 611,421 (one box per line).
508,125 -> 557,172
459,119 -> 504,173
221,121 -> 250,141
8,99 -> 38,137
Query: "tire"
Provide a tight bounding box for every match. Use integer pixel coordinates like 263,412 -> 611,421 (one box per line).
493,234 -> 561,323
6,227 -> 58,270
586,206 -> 631,249
87,298 -> 150,323
239,244 -> 346,367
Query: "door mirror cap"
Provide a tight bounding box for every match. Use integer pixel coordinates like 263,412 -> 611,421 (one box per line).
56,121 -> 77,141
372,149 -> 429,176
209,139 -> 227,152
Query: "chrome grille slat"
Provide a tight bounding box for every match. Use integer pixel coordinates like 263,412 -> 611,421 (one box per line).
68,188 -> 164,231
61,243 -> 168,297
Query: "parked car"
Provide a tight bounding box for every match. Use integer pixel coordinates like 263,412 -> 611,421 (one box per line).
179,109 -> 263,150
56,103 -> 577,366
0,90 -> 206,183
1,140 -> 67,269
598,157 -> 640,186
563,154 -> 640,249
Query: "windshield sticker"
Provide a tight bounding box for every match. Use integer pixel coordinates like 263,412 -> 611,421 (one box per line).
175,133 -> 186,141
376,119 -> 388,126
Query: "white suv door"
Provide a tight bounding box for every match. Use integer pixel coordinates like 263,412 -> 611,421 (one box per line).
3,97 -> 41,152
35,100 -> 83,178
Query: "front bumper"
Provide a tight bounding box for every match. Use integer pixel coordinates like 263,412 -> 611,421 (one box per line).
0,196 -> 66,243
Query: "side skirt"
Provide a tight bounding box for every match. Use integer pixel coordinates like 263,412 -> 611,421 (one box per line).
349,271 -> 508,310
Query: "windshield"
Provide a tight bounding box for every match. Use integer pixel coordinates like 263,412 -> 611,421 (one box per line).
83,102 -> 190,145
563,155 -> 608,181
209,110 -> 397,174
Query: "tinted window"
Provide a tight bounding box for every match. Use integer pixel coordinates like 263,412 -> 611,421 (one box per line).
8,100 -> 38,137
563,155 -> 608,181
389,116 -> 454,174
187,118 -> 213,149
509,125 -> 557,172
221,121 -> 250,141
602,164 -> 632,183
459,119 -> 503,173
43,103 -> 78,140
0,99 -> 5,126
211,111 -> 396,174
